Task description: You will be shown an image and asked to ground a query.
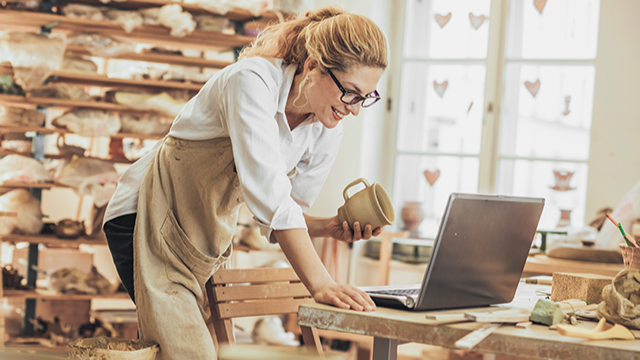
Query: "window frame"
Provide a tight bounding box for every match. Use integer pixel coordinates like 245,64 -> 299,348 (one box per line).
379,0 -> 595,227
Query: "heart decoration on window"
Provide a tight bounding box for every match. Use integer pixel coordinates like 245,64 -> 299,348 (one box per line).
524,79 -> 541,98
534,0 -> 547,14
563,96 -> 571,116
435,13 -> 452,28
433,80 -> 448,98
469,13 -> 486,30
424,169 -> 441,186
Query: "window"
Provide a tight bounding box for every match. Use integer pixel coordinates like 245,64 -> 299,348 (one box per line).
387,0 -> 601,238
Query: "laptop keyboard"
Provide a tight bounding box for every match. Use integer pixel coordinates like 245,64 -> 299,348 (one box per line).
367,288 -> 420,297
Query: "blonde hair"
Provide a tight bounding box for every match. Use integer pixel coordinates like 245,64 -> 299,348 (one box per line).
239,5 -> 388,73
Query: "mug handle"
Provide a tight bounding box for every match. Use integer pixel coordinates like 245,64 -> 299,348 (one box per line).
343,178 -> 371,202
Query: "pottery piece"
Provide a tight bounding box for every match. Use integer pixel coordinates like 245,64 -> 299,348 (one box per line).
620,244 -> 640,270
401,201 -> 424,238
434,13 -> 451,28
53,219 -> 86,239
337,178 -> 394,232
556,318 -> 634,340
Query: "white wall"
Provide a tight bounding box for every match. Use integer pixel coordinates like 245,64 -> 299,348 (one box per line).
586,0 -> 640,220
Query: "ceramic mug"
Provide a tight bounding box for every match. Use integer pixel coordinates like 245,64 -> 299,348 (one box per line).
337,178 -> 395,232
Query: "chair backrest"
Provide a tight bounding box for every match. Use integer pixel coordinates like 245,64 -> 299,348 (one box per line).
377,230 -> 410,286
206,267 -> 322,354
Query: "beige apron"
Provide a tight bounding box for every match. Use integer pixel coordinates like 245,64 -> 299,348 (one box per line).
133,136 -> 243,360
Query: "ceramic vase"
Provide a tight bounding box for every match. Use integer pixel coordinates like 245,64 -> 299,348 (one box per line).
401,201 -> 424,238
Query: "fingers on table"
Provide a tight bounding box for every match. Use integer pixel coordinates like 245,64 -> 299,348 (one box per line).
340,286 -> 376,312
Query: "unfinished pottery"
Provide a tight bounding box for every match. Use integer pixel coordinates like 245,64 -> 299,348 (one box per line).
67,337 -> 159,360
424,169 -> 441,186
534,0 -> 547,14
434,13 -> 451,28
433,80 -> 448,98
620,244 -> 640,270
337,178 -> 395,232
525,79 -> 541,97
469,13 -> 486,30
557,318 -> 634,340
597,268 -> 640,330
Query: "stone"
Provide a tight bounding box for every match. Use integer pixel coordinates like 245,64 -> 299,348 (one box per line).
531,299 -> 564,326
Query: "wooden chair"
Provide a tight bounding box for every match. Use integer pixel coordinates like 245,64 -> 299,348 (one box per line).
206,267 -> 323,355
377,230 -> 410,286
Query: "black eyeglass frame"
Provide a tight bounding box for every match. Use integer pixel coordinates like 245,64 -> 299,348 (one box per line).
326,69 -> 381,108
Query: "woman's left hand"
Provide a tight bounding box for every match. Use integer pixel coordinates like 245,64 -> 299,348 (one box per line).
326,215 -> 382,242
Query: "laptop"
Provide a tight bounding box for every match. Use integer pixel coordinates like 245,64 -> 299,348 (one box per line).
361,193 -> 544,311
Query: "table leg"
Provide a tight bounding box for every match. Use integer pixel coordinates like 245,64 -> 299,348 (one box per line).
372,337 -> 398,360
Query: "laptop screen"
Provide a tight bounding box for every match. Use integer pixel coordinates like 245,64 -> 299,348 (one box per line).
414,193 -> 544,310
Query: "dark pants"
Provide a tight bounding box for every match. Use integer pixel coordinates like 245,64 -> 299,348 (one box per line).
104,213 -> 137,304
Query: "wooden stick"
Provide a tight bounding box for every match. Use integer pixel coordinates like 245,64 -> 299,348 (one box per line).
455,323 -> 502,350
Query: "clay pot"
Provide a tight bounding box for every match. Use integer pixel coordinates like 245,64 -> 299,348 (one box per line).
53,219 -> 86,239
401,201 -> 424,238
620,244 -> 640,270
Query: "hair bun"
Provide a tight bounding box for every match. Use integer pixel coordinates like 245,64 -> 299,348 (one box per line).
304,5 -> 344,22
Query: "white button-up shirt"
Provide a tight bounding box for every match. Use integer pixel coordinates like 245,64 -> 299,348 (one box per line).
104,58 -> 343,238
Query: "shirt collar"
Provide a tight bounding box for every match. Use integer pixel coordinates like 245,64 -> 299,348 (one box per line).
277,62 -> 298,115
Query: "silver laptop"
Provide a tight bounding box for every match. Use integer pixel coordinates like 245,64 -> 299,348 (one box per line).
361,193 -> 544,311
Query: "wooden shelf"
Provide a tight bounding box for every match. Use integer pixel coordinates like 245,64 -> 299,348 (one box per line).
0,93 -> 162,112
0,233 -> 107,246
0,149 -> 135,164
3,289 -> 130,300
65,45 -> 233,69
48,70 -> 204,91
0,125 -> 165,140
64,0 -> 284,22
0,9 -> 255,52
0,64 -> 203,91
0,181 -> 60,189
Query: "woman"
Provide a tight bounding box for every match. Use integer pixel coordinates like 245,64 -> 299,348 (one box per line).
103,5 -> 388,359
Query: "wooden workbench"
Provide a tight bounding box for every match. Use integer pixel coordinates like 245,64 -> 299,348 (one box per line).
298,284 -> 640,360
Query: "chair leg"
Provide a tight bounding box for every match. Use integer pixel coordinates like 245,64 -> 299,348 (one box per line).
300,325 -> 323,356
377,235 -> 393,286
206,280 -> 235,347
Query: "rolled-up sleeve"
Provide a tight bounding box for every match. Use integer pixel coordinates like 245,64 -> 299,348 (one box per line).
219,65 -> 306,240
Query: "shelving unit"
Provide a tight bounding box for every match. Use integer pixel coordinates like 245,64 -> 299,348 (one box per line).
64,45 -> 233,68
0,64 -> 204,91
4,290 -> 130,300
0,125 -> 166,140
0,9 -> 254,52
0,150 -> 135,164
0,0 -> 270,344
0,181 -> 60,189
64,0 -> 284,22
0,93 -> 147,112
0,234 -> 106,246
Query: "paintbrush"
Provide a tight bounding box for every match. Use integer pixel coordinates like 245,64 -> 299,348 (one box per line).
606,214 -> 638,247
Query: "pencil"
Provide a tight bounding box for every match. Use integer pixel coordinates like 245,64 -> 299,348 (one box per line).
618,224 -> 639,247
607,214 -> 633,247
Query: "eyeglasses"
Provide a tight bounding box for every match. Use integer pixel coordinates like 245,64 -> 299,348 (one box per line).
327,69 -> 381,108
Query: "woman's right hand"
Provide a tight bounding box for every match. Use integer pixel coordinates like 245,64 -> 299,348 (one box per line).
312,282 -> 376,312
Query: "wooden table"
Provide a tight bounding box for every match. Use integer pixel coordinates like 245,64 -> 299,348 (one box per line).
524,255 -> 624,277
297,284 -> 640,360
